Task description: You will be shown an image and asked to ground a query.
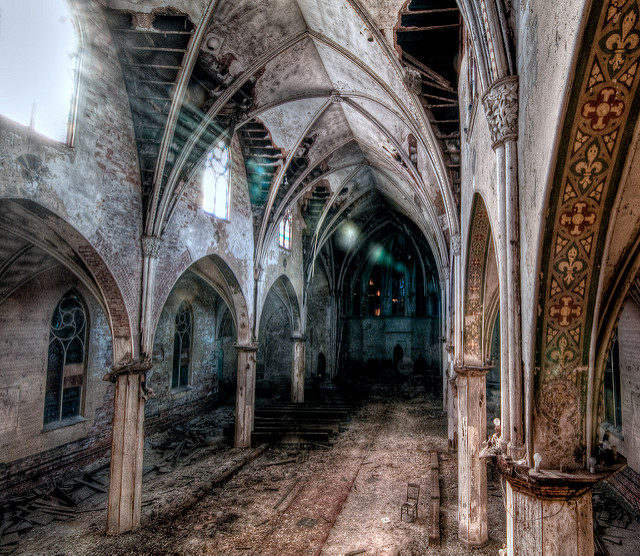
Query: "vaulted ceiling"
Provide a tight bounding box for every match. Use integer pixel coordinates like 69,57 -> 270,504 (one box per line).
104,0 -> 461,274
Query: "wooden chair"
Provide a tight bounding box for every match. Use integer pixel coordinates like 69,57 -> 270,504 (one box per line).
400,482 -> 420,522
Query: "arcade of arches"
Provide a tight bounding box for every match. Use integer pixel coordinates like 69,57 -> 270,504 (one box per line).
2,0 -> 640,554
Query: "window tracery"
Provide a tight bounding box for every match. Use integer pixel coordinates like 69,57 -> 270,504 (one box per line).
44,290 -> 87,425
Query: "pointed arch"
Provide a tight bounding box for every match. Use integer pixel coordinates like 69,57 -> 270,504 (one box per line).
463,193 -> 498,366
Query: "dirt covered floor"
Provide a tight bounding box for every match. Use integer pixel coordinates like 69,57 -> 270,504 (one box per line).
12,377 -> 511,555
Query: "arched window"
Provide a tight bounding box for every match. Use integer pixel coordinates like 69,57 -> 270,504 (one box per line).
44,291 -> 87,425
0,0 -> 81,144
172,302 -> 193,389
279,212 -> 292,250
604,332 -> 622,429
203,141 -> 230,219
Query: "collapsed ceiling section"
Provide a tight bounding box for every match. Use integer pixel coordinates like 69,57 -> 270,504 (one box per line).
104,0 -> 461,272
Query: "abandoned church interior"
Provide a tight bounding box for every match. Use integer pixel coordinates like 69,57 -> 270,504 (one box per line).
2,0 -> 640,554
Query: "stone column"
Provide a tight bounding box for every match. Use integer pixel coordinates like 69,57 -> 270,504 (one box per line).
234,343 -> 257,448
483,76 -> 524,458
106,359 -> 151,535
449,235 -> 462,448
140,235 -> 162,356
505,478 -> 594,555
455,364 -> 490,546
291,334 -> 306,403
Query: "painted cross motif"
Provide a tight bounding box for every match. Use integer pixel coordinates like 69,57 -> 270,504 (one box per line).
581,87 -> 625,130
555,244 -> 585,286
573,143 -> 605,190
548,295 -> 583,327
603,8 -> 640,72
560,201 -> 598,236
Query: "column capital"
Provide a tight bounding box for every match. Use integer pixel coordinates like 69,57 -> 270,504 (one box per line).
482,75 -> 518,149
141,234 -> 162,258
104,356 -> 152,382
495,453 -> 626,500
234,342 -> 258,352
454,363 -> 493,377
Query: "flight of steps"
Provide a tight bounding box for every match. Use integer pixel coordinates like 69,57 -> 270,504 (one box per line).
224,402 -> 350,446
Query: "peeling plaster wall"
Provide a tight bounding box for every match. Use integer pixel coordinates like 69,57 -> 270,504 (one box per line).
0,268 -> 113,490
154,133 -> 255,331
306,268 -> 332,385
0,0 -> 144,340
146,273 -> 222,428
259,204 -> 305,328
617,299 -> 640,472
257,295 -> 293,400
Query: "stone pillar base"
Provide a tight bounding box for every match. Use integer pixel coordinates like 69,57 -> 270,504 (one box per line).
506,480 -> 593,556
456,364 -> 491,546
107,371 -> 146,535
234,344 -> 257,448
291,336 -> 306,403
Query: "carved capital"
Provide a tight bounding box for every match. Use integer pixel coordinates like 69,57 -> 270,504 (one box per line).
403,68 -> 422,94
104,356 -> 153,382
454,363 -> 493,377
482,76 -> 519,148
451,233 -> 461,256
141,234 -> 162,258
131,12 -> 155,30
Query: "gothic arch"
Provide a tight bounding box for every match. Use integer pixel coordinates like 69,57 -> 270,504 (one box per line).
533,0 -> 640,469
463,193 -> 498,366
260,274 -> 302,335
0,198 -> 134,364
155,253 -> 251,346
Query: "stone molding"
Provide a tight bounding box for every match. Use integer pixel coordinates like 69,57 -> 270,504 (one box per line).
454,363 -> 492,377
234,342 -> 258,352
291,334 -> 308,342
451,233 -> 461,256
494,454 -> 625,500
141,234 -> 162,258
482,75 -> 518,148
104,356 -> 153,382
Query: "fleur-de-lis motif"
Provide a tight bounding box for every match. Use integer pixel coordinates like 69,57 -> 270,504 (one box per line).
573,143 -> 604,190
604,9 -> 640,71
581,87 -> 625,130
556,245 -> 585,286
549,296 -> 583,327
560,201 -> 598,236
548,335 -> 577,369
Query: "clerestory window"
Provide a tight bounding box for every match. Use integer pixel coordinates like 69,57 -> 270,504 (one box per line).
0,0 -> 81,145
203,141 -> 230,219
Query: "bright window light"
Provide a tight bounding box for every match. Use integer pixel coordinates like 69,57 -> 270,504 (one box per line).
0,0 -> 80,144
279,212 -> 292,250
203,141 -> 230,219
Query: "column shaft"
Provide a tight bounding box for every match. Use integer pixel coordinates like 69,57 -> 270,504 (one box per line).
291,337 -> 306,403
456,367 -> 489,546
234,345 -> 257,448
107,373 -> 145,534
505,139 -> 524,457
506,482 -> 593,555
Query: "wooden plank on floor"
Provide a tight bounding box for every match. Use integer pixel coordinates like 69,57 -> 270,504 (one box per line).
428,450 -> 440,546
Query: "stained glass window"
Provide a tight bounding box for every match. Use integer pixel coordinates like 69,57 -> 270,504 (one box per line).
44,291 -> 87,425
172,302 -> 193,389
203,141 -> 230,219
0,0 -> 81,144
278,212 -> 292,250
